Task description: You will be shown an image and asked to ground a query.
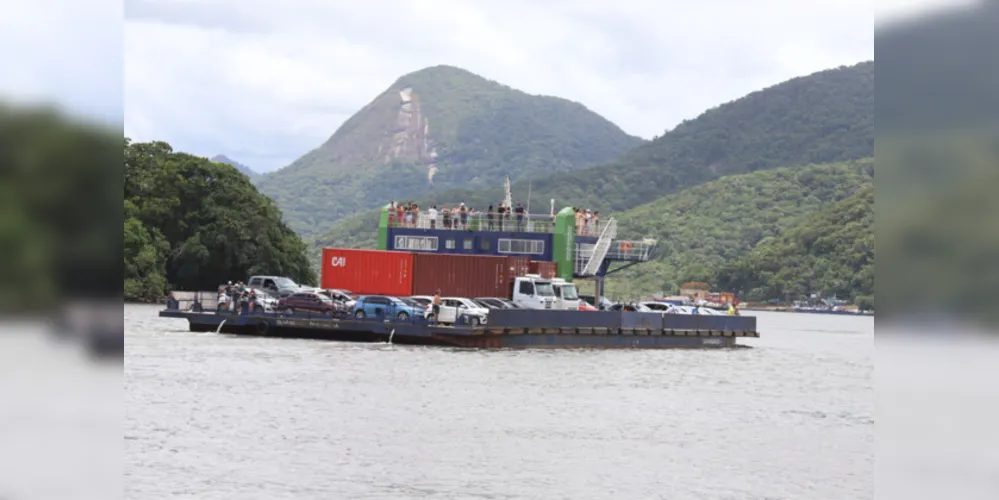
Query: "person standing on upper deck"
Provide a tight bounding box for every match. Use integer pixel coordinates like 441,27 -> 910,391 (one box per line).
459,202 -> 468,230
487,204 -> 495,230
427,205 -> 438,229
514,203 -> 525,232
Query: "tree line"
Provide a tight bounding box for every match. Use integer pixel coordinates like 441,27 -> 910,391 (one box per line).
125,139 -> 315,302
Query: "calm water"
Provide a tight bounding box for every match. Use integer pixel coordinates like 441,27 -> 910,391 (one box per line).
125,305 -> 873,499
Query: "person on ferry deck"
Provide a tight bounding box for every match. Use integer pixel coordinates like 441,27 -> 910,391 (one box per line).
432,291 -> 442,323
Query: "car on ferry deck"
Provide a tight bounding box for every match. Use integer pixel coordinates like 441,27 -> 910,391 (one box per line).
438,297 -> 490,326
579,294 -> 616,310
607,303 -> 654,312
353,295 -> 427,321
473,297 -> 521,310
276,292 -> 340,316
319,288 -> 356,309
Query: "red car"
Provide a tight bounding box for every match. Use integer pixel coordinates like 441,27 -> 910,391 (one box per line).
276,292 -> 340,316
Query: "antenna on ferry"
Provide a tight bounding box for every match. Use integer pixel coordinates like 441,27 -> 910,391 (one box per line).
503,175 -> 513,208
526,179 -> 532,214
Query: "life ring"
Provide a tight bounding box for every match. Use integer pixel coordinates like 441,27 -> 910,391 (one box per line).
619,241 -> 633,252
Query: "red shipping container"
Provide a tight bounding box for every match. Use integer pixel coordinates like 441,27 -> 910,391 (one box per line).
528,260 -> 558,279
509,255 -> 530,278
321,248 -> 414,296
412,253 -> 522,298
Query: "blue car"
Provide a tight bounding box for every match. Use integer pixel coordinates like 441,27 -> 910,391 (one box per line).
352,295 -> 426,321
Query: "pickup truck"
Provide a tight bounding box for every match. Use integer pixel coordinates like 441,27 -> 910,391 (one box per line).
246,275 -> 319,298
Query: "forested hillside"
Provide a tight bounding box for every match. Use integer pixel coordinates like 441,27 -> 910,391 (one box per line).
597,158 -> 874,298
712,184 -> 874,307
257,65 -> 643,235
315,61 -> 874,249
125,140 -> 315,301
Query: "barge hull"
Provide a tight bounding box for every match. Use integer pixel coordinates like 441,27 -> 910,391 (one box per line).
160,310 -> 756,349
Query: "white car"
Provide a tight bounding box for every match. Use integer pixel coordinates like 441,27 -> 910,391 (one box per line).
409,296 -> 490,325
409,295 -> 435,319
439,297 -> 490,326
321,288 -> 357,309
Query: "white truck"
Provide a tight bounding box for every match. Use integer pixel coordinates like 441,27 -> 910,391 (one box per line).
549,278 -> 583,310
510,274 -> 557,309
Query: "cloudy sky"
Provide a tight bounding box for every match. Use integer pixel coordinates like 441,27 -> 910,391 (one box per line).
3,0 -> 958,172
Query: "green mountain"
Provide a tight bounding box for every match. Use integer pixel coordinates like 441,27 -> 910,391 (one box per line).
211,154 -> 259,182
594,158 -> 874,299
314,61 -> 874,250
711,183 -> 874,307
125,140 -> 315,301
257,65 -> 644,236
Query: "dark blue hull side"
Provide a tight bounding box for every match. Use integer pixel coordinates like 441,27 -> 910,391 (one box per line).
159,309 -> 757,349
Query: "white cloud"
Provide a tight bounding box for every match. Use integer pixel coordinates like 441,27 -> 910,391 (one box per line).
124,0 -> 888,172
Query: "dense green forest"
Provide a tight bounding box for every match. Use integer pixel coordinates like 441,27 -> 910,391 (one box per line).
124,140 -> 316,301
0,104 -> 119,312
314,61 -> 874,249
711,184 -> 873,307
594,158 -> 874,299
257,65 -> 643,235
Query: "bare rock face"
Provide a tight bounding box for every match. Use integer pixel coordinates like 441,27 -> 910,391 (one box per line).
386,87 -> 438,183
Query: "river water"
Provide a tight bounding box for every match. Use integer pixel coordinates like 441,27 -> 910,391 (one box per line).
125,304 -> 873,499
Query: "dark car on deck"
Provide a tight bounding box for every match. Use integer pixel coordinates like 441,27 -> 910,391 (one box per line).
276,292 -> 340,316
473,297 -> 521,310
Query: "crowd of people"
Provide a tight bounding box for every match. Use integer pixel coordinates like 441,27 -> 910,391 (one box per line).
572,207 -> 600,236
387,200 -> 534,231
217,280 -> 259,312
387,200 -> 601,234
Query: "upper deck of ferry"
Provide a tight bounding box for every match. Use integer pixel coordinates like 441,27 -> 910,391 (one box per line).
377,204 -> 658,279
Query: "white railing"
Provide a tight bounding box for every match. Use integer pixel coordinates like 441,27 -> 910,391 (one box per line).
575,243 -> 594,274
390,213 -> 556,233
604,238 -> 657,261
581,218 -> 617,275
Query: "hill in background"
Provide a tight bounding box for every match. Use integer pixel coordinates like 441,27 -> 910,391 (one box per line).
256,65 -> 644,235
713,183 -> 874,306
211,154 -> 259,182
594,158 -> 874,298
313,61 -> 875,252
